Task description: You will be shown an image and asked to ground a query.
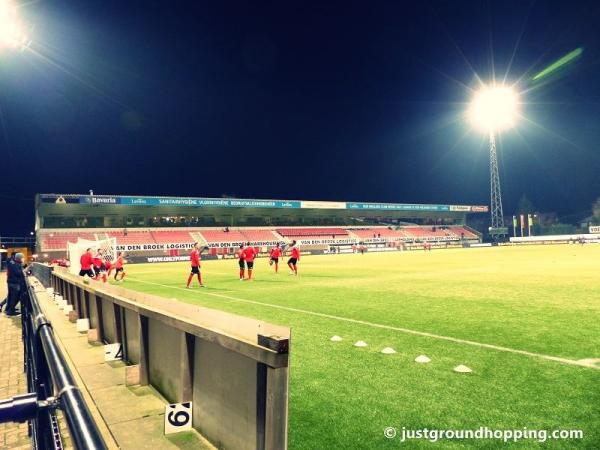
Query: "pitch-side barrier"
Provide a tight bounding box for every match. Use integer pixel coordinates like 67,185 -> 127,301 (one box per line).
0,268 -> 107,450
33,263 -> 290,450
509,233 -> 600,244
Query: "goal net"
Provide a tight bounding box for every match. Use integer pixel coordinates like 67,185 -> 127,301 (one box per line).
67,237 -> 117,275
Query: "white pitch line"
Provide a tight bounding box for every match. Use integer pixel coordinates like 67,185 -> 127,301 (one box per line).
127,277 -> 599,370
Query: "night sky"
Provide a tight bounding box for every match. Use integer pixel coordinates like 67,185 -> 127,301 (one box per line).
1,0 -> 600,236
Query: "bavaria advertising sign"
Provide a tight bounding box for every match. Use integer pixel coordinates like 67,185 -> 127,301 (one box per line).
40,194 -> 487,213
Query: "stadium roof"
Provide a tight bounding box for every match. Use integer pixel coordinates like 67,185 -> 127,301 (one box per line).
38,194 -> 488,213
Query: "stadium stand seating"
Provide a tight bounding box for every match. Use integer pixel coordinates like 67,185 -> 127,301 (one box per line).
41,232 -> 97,250
198,230 -> 247,243
447,226 -> 479,239
106,231 -> 155,246
39,224 -> 481,253
403,227 -> 457,240
276,228 -> 348,237
348,228 -> 406,239
240,230 -> 281,241
151,230 -> 195,243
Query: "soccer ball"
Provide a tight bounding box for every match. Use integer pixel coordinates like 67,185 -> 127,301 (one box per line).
269,259 -> 273,266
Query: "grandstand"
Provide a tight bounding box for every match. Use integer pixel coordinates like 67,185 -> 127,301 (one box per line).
35,194 -> 486,262
348,227 -> 406,239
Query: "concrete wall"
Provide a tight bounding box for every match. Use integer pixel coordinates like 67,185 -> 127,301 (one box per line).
51,269 -> 290,450
101,298 -> 117,343
148,317 -> 183,404
87,292 -> 100,331
124,308 -> 140,364
193,337 -> 258,450
31,262 -> 53,287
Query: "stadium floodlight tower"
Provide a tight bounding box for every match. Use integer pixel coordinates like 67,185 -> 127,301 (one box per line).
467,84 -> 519,237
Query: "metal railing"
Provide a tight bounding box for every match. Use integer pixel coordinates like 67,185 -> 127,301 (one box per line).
0,269 -> 107,450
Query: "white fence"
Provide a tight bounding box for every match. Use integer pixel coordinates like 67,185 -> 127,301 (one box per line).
510,233 -> 600,244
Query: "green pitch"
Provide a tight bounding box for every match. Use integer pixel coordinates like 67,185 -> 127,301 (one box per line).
119,245 -> 600,449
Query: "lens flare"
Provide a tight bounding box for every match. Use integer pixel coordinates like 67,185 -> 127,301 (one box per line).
532,48 -> 583,82
0,0 -> 30,51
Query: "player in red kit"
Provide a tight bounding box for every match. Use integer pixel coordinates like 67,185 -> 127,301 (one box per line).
186,243 -> 204,288
104,260 -> 112,278
236,244 -> 245,280
269,243 -> 282,273
287,240 -> 300,275
114,252 -> 126,282
79,248 -> 95,278
93,250 -> 107,282
242,242 -> 256,281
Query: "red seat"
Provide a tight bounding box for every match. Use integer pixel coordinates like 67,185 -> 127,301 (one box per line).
402,227 -> 458,240
348,228 -> 405,238
199,230 -> 246,243
241,230 -> 280,241
276,228 -> 348,237
40,232 -> 97,251
107,231 -> 155,245
151,231 -> 195,243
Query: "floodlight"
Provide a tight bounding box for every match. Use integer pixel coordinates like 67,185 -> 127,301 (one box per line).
467,86 -> 519,132
466,84 -> 521,237
0,0 -> 30,51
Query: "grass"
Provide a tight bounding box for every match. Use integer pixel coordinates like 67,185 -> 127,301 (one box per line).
117,245 -> 600,449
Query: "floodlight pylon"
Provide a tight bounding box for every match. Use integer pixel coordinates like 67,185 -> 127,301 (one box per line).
488,132 -> 504,230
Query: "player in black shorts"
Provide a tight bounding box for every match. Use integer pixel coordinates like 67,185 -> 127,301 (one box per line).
287,240 -> 300,275
237,244 -> 245,280
79,248 -> 95,278
113,252 -> 126,281
242,242 -> 256,281
269,243 -> 282,273
93,250 -> 108,282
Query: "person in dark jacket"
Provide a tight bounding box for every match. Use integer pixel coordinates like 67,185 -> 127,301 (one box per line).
0,251 -> 16,313
5,253 -> 25,316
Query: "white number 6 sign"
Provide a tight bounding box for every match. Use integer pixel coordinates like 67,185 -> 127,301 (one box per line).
164,402 -> 193,434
